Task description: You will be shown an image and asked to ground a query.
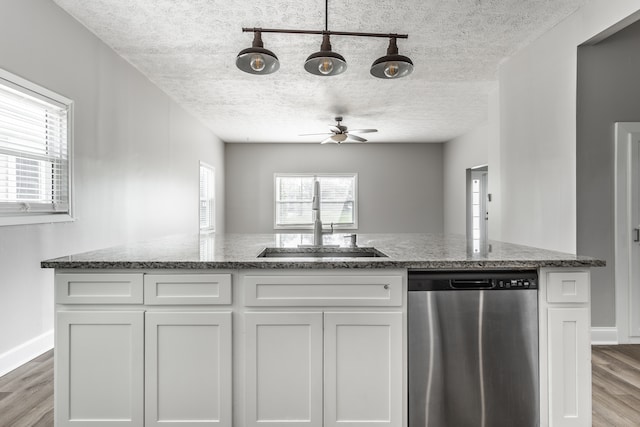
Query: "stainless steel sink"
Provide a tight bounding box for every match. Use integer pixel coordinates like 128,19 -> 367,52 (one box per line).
257,247 -> 388,258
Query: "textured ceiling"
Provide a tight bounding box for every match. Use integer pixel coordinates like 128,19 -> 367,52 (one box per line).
53,0 -> 587,143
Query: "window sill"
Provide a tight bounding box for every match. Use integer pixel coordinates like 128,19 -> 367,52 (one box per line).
0,214 -> 75,227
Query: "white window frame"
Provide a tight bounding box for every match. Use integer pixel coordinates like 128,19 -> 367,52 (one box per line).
199,162 -> 215,232
273,173 -> 358,230
0,69 -> 74,227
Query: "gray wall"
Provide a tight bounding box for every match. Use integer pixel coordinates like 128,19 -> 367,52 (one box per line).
577,20 -> 640,327
0,0 -> 225,368
225,143 -> 444,233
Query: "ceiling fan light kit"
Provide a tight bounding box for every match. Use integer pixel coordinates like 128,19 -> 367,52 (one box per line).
303,116 -> 378,144
236,0 -> 412,79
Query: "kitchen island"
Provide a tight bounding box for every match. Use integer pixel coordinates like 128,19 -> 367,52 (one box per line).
42,233 -> 603,427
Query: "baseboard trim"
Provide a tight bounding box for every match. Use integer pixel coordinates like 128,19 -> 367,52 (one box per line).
591,327 -> 618,345
0,330 -> 54,377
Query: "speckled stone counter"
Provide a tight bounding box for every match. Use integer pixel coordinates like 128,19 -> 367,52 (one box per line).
41,233 -> 604,270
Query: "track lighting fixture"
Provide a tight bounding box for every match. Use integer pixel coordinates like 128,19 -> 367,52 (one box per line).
236,0 -> 412,78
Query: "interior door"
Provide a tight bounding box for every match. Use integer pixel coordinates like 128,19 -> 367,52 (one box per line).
630,127 -> 640,337
614,123 -> 640,342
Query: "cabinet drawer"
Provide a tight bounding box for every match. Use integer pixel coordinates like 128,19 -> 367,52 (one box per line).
244,275 -> 402,306
144,274 -> 231,305
55,273 -> 144,304
546,271 -> 590,303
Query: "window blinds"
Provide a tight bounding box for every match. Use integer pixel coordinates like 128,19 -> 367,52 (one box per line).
199,163 -> 215,230
0,78 -> 70,216
275,174 -> 357,228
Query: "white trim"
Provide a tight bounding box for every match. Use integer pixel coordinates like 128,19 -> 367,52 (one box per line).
0,69 -> 73,106
273,172 -> 359,230
591,327 -> 619,345
0,329 -> 54,377
614,122 -> 640,344
0,68 -> 75,225
0,213 -> 75,227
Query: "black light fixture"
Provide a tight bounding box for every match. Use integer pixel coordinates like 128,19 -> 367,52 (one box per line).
236,0 -> 412,78
304,34 -> 347,76
235,30 -> 280,75
370,37 -> 414,79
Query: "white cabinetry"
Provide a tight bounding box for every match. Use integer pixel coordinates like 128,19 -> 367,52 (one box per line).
55,272 -> 232,427
56,311 -> 144,426
145,312 -> 232,426
245,312 -> 324,427
539,269 -> 591,427
53,266 -> 590,427
324,312 -> 402,427
242,273 -> 405,427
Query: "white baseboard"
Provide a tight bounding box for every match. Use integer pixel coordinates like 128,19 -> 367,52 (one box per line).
591,327 -> 618,345
0,330 -> 54,377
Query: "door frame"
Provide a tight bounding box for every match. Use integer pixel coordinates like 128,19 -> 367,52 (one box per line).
614,122 -> 640,344
466,166 -> 489,253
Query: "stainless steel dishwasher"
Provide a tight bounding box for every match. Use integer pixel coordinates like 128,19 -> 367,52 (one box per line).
408,270 -> 539,427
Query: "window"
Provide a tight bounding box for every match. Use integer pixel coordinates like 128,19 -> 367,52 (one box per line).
274,173 -> 357,229
199,162 -> 215,231
0,69 -> 73,226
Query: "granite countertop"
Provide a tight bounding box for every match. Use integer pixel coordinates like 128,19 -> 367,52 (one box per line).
40,233 -> 604,270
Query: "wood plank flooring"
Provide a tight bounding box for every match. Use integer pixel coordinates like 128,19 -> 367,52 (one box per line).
593,345 -> 640,426
0,350 -> 53,427
0,346 -> 639,426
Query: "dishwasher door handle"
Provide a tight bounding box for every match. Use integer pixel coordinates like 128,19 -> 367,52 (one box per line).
450,279 -> 494,289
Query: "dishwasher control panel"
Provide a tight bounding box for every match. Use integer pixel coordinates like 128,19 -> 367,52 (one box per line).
496,278 -> 536,289
408,270 -> 538,291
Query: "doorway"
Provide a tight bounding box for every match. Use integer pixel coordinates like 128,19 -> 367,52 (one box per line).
615,123 -> 640,344
466,166 -> 488,253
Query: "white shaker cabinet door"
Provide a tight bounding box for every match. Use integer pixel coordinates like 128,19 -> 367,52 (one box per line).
547,307 -> 591,427
323,312 -> 403,427
56,311 -> 144,427
244,312 -> 323,427
145,311 -> 232,427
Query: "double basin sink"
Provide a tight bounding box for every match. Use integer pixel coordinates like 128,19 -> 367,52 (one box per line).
257,247 -> 388,258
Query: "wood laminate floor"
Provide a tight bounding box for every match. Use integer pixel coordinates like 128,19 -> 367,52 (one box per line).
593,345 -> 640,426
0,346 -> 639,426
0,350 -> 53,426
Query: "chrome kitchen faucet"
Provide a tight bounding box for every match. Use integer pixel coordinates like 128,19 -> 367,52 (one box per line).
311,180 -> 333,246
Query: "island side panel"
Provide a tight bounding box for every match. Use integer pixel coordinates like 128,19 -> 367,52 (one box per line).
539,267 -> 592,427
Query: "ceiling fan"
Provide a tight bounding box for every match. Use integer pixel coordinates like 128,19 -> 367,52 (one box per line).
300,116 -> 378,144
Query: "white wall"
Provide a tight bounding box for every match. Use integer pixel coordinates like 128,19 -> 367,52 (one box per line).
496,0 -> 640,328
443,123 -> 489,235
225,143 -> 444,233
0,0 -> 225,375
577,20 -> 640,327
497,0 -> 640,253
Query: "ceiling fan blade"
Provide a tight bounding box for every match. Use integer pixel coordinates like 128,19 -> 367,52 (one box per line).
299,132 -> 332,136
348,129 -> 378,134
346,134 -> 367,142
329,126 -> 342,133
320,137 -> 338,144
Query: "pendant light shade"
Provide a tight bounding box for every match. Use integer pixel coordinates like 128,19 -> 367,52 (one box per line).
238,0 -> 413,78
304,34 -> 347,76
370,37 -> 413,79
236,31 -> 280,75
